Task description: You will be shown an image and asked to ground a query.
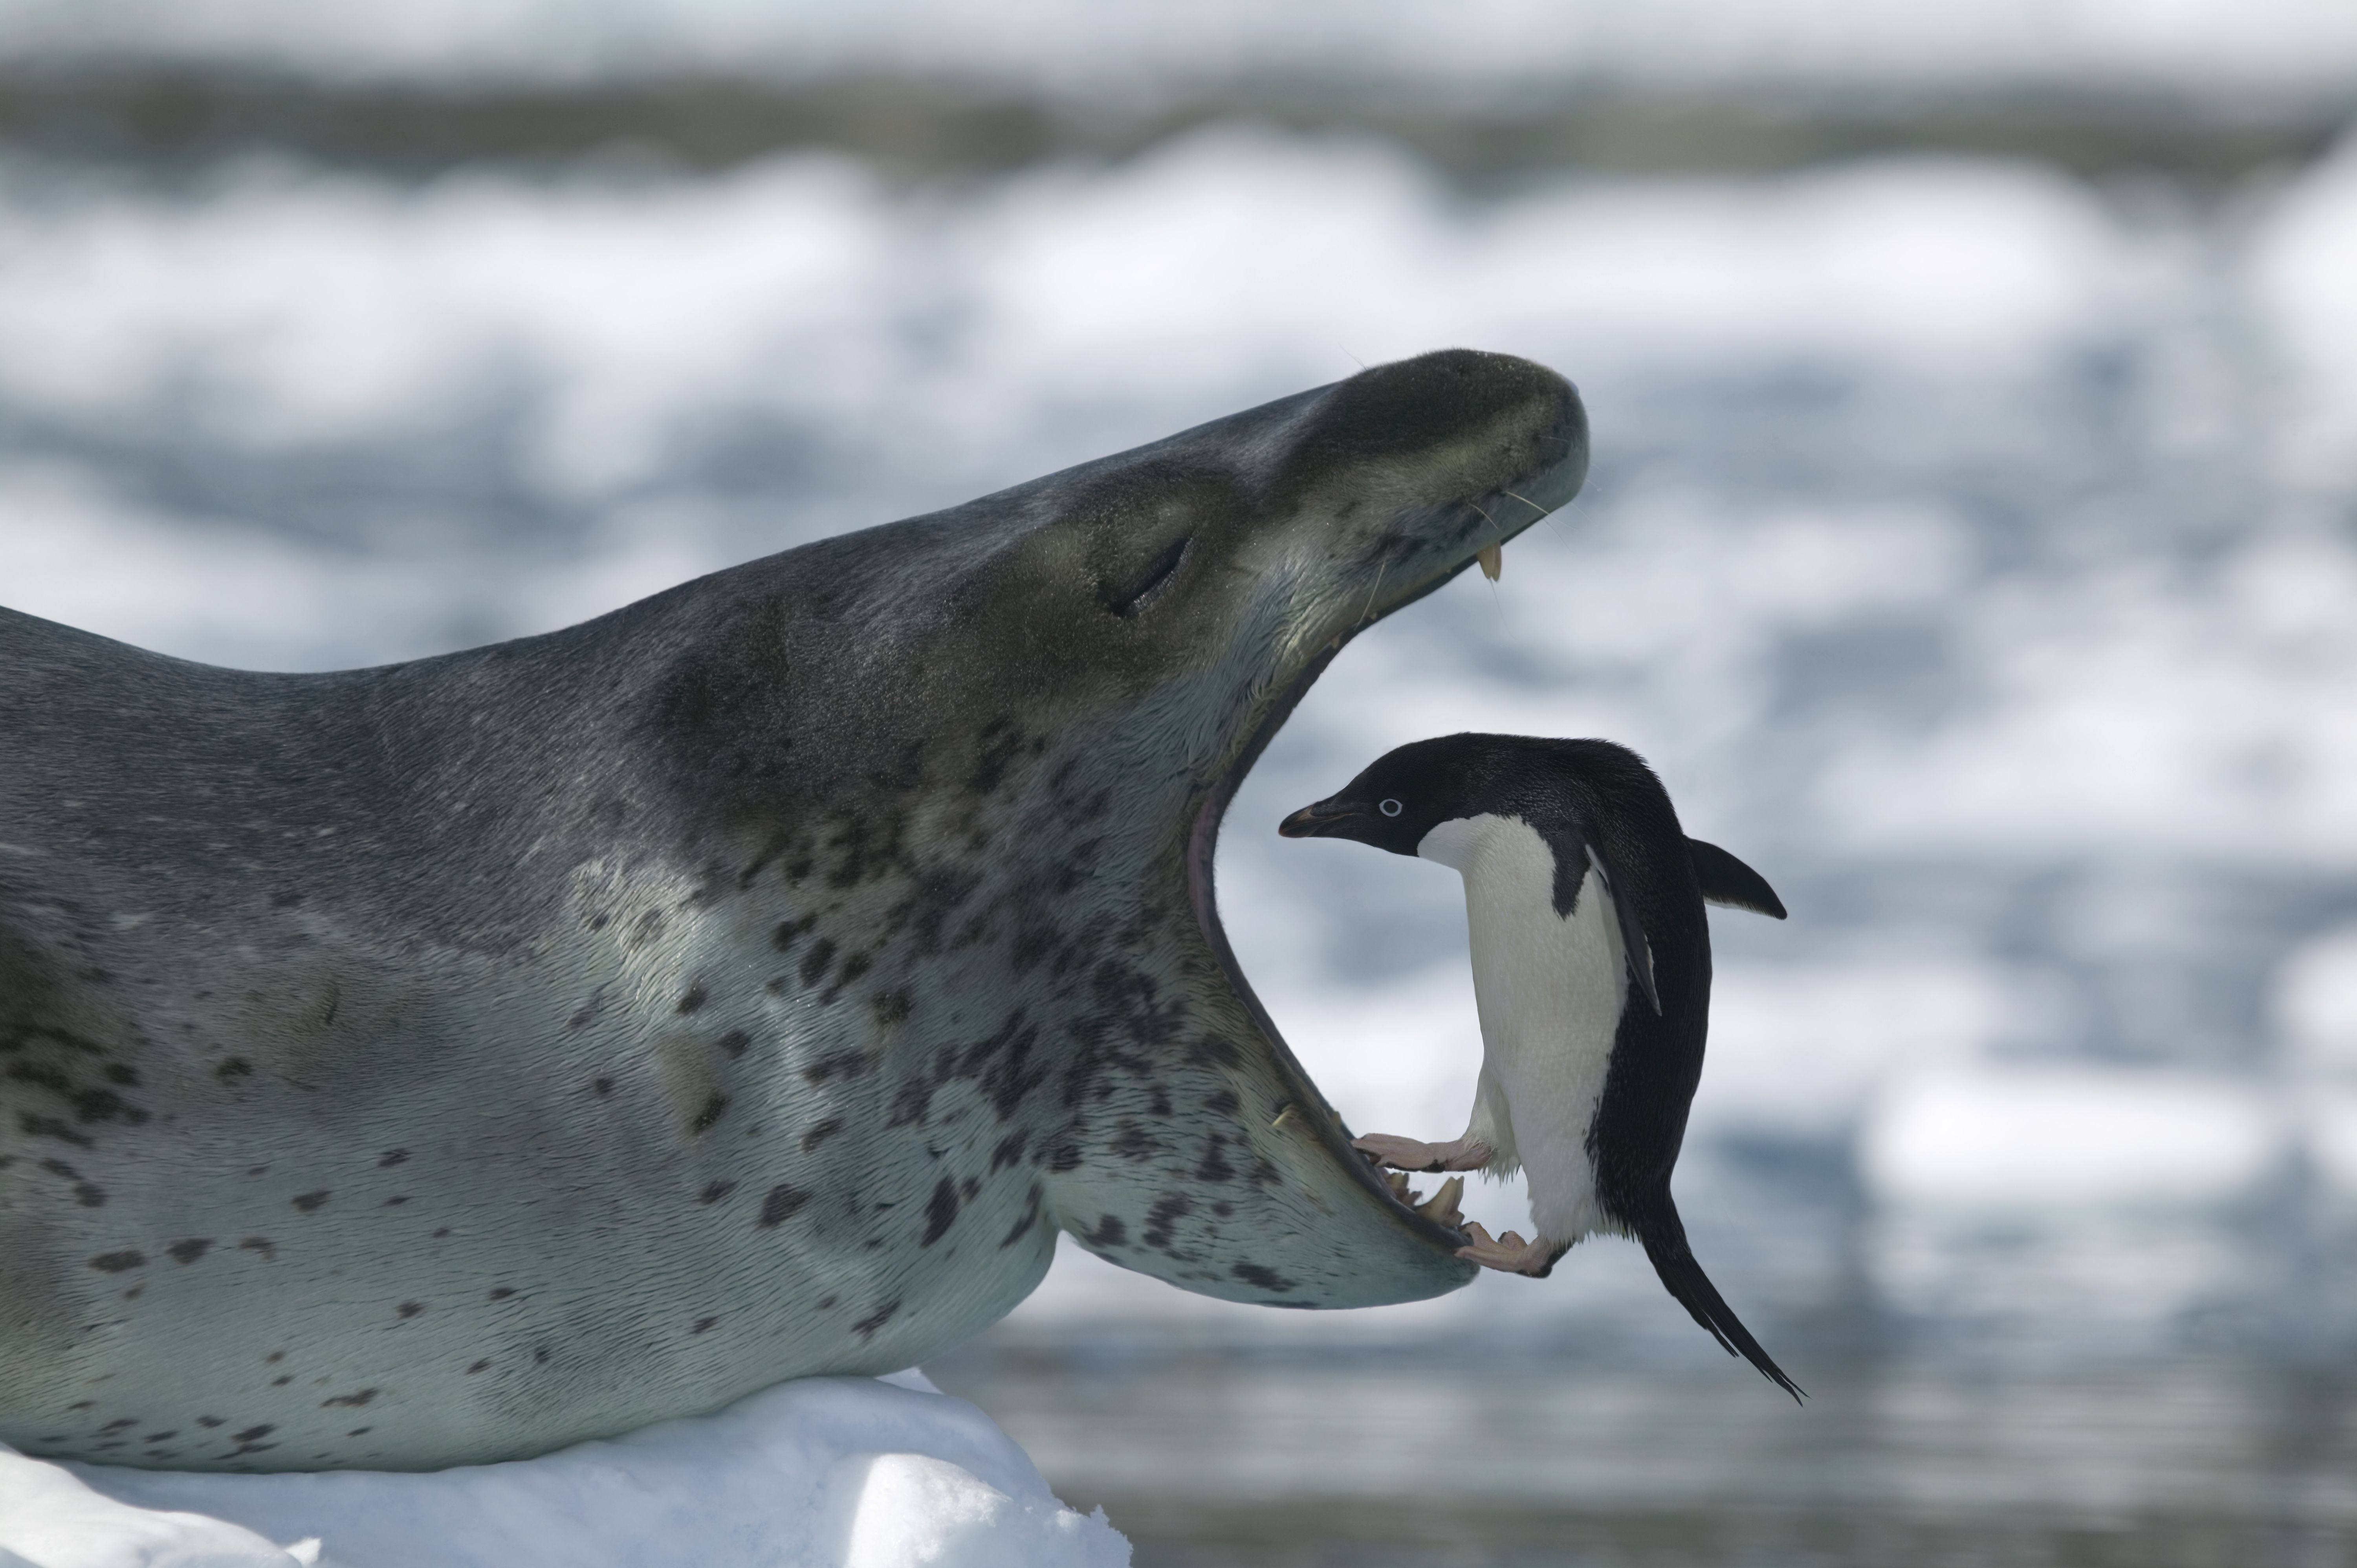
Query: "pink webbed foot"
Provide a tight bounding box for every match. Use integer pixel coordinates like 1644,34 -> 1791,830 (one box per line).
1351,1134 -> 1493,1174
1456,1221 -> 1565,1278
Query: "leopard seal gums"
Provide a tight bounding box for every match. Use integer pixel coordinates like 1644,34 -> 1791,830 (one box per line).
0,348 -> 1588,1471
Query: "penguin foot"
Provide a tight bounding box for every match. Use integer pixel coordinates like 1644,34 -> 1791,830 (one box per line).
1455,1221 -> 1561,1277
1351,1134 -> 1493,1173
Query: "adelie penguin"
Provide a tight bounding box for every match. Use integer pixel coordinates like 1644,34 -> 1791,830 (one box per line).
1280,733 -> 1802,1400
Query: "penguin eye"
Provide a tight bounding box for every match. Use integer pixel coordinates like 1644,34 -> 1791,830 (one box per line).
1379,799 -> 1403,818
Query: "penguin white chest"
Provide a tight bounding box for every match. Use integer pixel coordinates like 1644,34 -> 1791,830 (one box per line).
1418,813 -> 1628,1244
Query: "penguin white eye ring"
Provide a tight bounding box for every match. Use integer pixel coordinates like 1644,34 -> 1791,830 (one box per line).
1379,799 -> 1404,817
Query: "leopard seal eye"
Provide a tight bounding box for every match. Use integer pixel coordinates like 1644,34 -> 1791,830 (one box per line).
1102,533 -> 1191,618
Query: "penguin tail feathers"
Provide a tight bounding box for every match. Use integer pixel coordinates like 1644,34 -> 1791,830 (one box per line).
1640,1228 -> 1806,1404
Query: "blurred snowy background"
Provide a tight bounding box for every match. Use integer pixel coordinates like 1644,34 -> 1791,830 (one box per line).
6,1 -> 2357,1562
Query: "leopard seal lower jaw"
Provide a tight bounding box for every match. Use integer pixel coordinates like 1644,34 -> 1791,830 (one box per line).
0,348 -> 1588,1472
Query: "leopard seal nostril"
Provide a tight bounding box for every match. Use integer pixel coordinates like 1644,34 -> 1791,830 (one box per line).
0,348 -> 1587,1471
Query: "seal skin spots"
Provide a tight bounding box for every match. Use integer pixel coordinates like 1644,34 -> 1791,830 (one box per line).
998,1187 -> 1043,1249
1232,1263 -> 1298,1295
167,1239 -> 211,1264
88,1251 -> 144,1273
396,1302 -> 423,1319
322,1389 -> 377,1408
797,939 -> 837,989
689,1093 -> 728,1135
692,1316 -> 718,1335
18,1114 -> 93,1148
378,1149 -> 409,1168
920,1179 -> 959,1247
675,985 -> 707,1015
0,349 -> 1582,1471
1142,1195 -> 1192,1253
489,1288 -> 515,1300
802,1051 -> 865,1086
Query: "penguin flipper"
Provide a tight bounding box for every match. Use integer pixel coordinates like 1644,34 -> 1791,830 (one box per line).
1584,842 -> 1661,1016
1639,1224 -> 1805,1403
1688,839 -> 1787,919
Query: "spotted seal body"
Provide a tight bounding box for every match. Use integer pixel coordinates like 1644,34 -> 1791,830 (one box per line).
0,349 -> 1587,1471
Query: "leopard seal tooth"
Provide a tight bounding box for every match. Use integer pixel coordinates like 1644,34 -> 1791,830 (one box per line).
0,348 -> 1587,1471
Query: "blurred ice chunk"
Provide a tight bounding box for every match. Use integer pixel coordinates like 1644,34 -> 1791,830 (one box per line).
1696,961 -> 2014,1140
1862,1065 -> 2278,1211
2276,925 -> 2357,1074
2252,130 -> 2357,492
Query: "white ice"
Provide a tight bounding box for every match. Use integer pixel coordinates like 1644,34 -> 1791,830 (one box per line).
0,1372 -> 1128,1568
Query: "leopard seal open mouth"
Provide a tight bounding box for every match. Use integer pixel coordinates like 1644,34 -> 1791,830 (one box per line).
0,347 -> 1587,1471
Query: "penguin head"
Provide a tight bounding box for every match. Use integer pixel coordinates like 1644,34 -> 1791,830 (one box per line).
1276,734 -> 1505,855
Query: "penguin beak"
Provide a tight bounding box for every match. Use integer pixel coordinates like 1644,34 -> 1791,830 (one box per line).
1278,799 -> 1358,838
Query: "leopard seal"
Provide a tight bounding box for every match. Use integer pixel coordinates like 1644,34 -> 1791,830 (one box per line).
0,348 -> 1588,1472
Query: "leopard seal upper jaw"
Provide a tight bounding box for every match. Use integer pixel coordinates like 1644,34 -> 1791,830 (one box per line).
0,347 -> 1589,1471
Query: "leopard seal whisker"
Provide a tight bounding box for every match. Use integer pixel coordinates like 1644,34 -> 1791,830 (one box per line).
0,347 -> 1587,1471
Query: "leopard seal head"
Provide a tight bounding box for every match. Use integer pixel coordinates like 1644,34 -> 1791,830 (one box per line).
0,348 -> 1587,1471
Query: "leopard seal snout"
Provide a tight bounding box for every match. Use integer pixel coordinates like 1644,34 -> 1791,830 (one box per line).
0,348 -> 1588,1470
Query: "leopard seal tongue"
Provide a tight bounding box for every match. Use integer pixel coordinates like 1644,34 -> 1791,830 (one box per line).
0,348 -> 1587,1471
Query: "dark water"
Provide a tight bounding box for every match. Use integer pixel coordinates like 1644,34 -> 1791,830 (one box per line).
934,1352 -> 2357,1566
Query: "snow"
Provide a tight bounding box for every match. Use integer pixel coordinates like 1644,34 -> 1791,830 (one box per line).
0,1373 -> 1128,1568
